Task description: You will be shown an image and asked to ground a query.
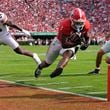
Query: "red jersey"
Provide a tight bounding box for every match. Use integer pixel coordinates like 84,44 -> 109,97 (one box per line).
57,18 -> 90,48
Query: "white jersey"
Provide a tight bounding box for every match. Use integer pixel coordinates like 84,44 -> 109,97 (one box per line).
0,12 -> 19,49
0,12 -> 9,37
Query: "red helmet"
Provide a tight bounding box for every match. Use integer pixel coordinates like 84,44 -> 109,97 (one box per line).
70,8 -> 86,31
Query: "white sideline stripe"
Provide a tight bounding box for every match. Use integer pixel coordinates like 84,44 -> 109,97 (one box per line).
38,87 -> 106,101
15,81 -> 68,85
87,91 -> 106,94
59,86 -> 92,90
0,80 -> 106,101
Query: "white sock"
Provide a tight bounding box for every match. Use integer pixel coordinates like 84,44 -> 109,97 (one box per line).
73,55 -> 77,60
33,53 -> 41,65
96,67 -> 100,70
71,55 -> 77,60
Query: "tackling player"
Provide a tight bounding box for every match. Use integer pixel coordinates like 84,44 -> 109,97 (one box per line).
0,12 -> 41,65
34,8 -> 91,78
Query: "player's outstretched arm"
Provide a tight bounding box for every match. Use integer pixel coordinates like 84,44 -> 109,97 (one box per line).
4,20 -> 22,31
4,20 -> 31,37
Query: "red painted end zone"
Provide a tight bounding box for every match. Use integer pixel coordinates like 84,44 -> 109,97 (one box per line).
0,81 -> 109,110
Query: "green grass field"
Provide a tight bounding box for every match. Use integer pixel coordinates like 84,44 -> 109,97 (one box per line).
0,45 -> 108,99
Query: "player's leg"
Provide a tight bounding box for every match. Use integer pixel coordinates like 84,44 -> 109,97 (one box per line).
1,34 -> 41,64
96,49 -> 105,68
71,45 -> 79,60
14,47 -> 41,64
50,48 -> 74,78
34,38 -> 62,78
88,49 -> 105,74
58,50 -> 73,68
34,61 -> 50,78
88,41 -> 110,74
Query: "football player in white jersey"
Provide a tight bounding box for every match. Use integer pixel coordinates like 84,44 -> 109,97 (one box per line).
0,12 -> 41,65
88,32 -> 110,74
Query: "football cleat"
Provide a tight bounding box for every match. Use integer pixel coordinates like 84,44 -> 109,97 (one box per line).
34,66 -> 41,78
88,68 -> 100,74
50,68 -> 63,78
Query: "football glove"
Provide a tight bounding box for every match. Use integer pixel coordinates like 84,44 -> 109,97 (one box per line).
80,43 -> 89,50
22,29 -> 31,37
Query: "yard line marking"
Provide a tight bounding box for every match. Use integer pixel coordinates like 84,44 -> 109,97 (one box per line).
0,80 -> 106,101
59,86 -> 92,90
38,53 -> 46,56
0,63 -> 34,65
86,50 -> 99,52
36,82 -> 68,86
87,91 -> 106,94
15,79 -> 36,82
0,76 -> 9,78
11,78 -> 47,82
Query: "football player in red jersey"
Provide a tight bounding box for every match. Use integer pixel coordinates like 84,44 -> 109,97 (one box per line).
34,8 -> 91,78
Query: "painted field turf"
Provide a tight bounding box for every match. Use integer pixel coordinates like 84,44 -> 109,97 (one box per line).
0,45 -> 107,99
